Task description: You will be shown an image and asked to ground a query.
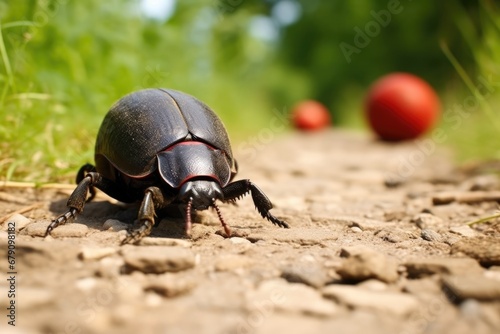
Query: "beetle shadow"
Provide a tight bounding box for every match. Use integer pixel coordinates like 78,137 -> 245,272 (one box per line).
48,198 -> 190,237
48,198 -> 138,231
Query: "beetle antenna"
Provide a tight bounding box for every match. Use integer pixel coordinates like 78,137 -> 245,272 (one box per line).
212,199 -> 231,237
185,197 -> 193,236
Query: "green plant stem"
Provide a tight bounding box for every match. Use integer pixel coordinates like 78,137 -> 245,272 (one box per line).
440,41 -> 500,129
467,212 -> 500,226
0,19 -> 15,105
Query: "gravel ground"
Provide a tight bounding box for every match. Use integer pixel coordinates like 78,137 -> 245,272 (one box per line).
1,130 -> 499,334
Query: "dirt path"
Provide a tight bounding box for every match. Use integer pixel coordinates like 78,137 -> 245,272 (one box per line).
1,130 -> 499,334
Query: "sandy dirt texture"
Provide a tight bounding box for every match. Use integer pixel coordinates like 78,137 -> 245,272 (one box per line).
1,130 -> 500,334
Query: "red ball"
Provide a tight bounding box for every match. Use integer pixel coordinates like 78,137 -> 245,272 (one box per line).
365,73 -> 440,141
292,100 -> 331,131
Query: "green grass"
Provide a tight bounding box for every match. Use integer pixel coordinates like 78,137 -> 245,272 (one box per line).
1,1 -> 500,184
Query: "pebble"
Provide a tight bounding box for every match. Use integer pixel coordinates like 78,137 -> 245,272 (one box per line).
214,254 -> 254,272
322,285 -> 418,316
144,291 -> 163,307
22,221 -> 51,237
451,236 -> 500,266
247,279 -> 338,317
404,258 -> 483,278
49,223 -> 89,238
144,273 -> 197,298
75,277 -> 98,292
338,246 -> 399,283
2,213 -> 32,231
229,237 -> 252,245
122,246 -> 195,274
421,229 -> 443,242
449,225 -> 477,238
281,263 -> 330,288
356,279 -> 388,292
138,237 -> 192,248
375,228 -> 415,243
412,213 -> 444,230
102,219 -> 129,232
350,226 -> 363,233
459,299 -> 482,319
79,247 -> 118,261
442,275 -> 500,302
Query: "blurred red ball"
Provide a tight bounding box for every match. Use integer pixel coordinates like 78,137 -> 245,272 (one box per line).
292,100 -> 331,131
365,73 -> 440,141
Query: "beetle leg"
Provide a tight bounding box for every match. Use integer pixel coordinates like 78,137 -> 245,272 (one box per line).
46,171 -> 127,237
76,163 -> 97,202
122,186 -> 170,244
45,173 -> 96,236
222,179 -> 289,228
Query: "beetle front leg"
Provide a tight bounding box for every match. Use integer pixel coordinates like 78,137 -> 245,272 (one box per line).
222,179 -> 289,228
122,186 -> 172,244
46,172 -> 101,236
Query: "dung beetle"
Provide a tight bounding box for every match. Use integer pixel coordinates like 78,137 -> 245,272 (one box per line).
46,88 -> 288,243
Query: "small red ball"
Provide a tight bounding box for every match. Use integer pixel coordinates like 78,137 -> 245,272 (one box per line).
365,73 -> 440,141
292,100 -> 331,131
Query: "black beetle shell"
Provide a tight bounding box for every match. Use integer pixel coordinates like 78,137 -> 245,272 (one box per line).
95,89 -> 235,180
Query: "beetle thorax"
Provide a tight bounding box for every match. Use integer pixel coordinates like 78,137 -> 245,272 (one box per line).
179,180 -> 223,210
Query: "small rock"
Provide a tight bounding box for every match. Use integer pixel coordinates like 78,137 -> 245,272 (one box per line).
375,228 -> 415,243
350,226 -> 363,233
22,221 -> 51,237
50,223 -> 89,238
443,233 -> 461,246
229,237 -> 251,245
451,236 -> 500,266
75,277 -> 98,292
144,273 -> 197,298
449,225 -> 477,238
404,258 -> 483,278
322,285 -> 418,316
338,246 -> 399,283
2,214 -> 32,231
248,279 -> 338,317
215,254 -> 254,272
79,247 -> 117,261
421,229 -> 443,242
103,219 -> 129,232
412,213 -> 444,229
356,279 -> 388,291
281,263 -> 330,288
144,291 -> 163,307
138,237 -> 192,248
442,275 -> 500,302
122,246 -> 195,274
459,299 -> 482,319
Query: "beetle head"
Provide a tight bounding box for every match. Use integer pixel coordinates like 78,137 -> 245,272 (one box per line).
179,179 -> 232,237
179,180 -> 223,210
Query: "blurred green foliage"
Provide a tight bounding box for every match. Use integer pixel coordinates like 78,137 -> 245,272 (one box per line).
0,0 -> 499,182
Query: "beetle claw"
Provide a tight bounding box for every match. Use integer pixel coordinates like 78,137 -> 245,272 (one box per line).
122,220 -> 154,244
45,208 -> 79,237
